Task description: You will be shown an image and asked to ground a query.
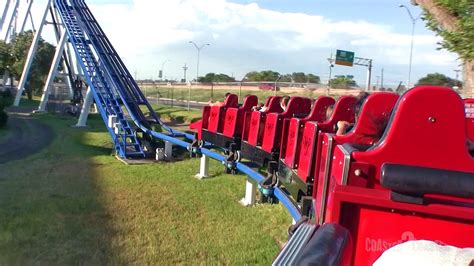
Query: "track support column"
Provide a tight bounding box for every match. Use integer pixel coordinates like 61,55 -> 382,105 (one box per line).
239,178 -> 256,206
165,141 -> 173,160
38,30 -> 67,112
13,0 -> 52,106
75,86 -> 93,127
195,154 -> 209,179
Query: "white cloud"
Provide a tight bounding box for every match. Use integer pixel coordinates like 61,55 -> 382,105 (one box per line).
8,0 -> 461,85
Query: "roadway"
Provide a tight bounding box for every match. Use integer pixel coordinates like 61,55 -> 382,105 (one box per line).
145,96 -> 206,110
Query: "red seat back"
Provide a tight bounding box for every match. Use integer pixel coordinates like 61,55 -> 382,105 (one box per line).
222,95 -> 258,138
296,96 -> 357,182
261,97 -> 312,153
244,96 -> 283,145
350,86 -> 474,187
282,96 -> 335,168
332,92 -> 399,146
206,94 -> 239,133
302,96 -> 336,123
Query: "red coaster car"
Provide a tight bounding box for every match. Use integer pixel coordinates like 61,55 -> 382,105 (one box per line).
202,95 -> 258,150
314,92 -> 399,220
277,96 -> 357,205
190,93 -> 238,141
280,96 -> 336,169
275,86 -> 474,266
240,96 -> 312,167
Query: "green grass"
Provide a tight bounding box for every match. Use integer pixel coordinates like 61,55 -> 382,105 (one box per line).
0,113 -> 291,264
17,96 -> 42,108
0,126 -> 9,142
151,105 -> 202,123
143,86 -> 331,103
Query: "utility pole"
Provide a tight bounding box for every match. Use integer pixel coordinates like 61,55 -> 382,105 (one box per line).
454,69 -> 461,90
327,54 -> 334,96
183,63 -> 188,82
366,59 -> 372,91
381,68 -> 384,89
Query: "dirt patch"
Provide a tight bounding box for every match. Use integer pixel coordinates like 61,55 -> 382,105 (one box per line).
0,111 -> 54,164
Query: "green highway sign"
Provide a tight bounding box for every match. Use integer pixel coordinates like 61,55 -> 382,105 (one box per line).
335,50 -> 355,67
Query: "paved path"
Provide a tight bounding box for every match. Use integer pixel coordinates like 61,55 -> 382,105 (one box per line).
0,108 -> 54,164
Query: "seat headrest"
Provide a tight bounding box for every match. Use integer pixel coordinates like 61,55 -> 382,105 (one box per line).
366,86 -> 473,172
306,96 -> 336,122
284,97 -> 312,115
320,96 -> 357,128
265,96 -> 283,113
224,94 -> 238,107
346,92 -> 399,145
241,95 -> 258,110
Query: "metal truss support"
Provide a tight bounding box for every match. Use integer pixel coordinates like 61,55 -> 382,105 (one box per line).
354,57 -> 373,91
195,154 -> 210,179
3,0 -> 19,41
239,178 -> 257,206
51,6 -> 74,97
75,86 -> 93,127
19,0 -> 34,33
13,0 -> 51,106
0,0 -> 12,32
38,30 -> 67,112
165,141 -> 173,160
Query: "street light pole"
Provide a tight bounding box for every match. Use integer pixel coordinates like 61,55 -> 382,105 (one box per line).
239,74 -> 247,103
399,4 -> 421,89
274,75 -> 282,96
189,41 -> 210,82
160,59 -> 170,81
188,41 -> 210,111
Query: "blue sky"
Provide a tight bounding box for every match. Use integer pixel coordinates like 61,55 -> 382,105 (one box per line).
3,0 -> 461,88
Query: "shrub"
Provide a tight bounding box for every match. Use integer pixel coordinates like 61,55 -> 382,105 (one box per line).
0,109 -> 7,128
0,90 -> 13,107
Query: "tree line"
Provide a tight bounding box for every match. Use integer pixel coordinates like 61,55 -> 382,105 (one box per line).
197,70 -> 321,83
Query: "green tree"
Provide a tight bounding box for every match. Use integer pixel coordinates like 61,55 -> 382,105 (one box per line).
279,74 -> 292,82
0,41 -> 13,76
244,71 -> 259,81
6,31 -> 55,99
292,72 -> 306,83
330,75 -> 357,89
416,72 -> 461,87
306,74 -> 320,83
245,70 -> 280,81
198,73 -> 235,82
414,0 -> 473,94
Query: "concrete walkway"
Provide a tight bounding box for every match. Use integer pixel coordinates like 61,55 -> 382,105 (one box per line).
0,107 -> 54,164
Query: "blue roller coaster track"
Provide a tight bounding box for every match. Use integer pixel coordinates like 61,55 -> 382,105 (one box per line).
55,0 -> 302,221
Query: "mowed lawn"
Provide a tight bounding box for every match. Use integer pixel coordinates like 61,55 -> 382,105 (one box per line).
0,111 -> 291,264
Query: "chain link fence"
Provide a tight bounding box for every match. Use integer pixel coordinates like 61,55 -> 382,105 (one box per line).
138,81 -> 363,110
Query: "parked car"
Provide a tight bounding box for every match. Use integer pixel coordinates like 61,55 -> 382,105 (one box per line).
258,83 -> 280,91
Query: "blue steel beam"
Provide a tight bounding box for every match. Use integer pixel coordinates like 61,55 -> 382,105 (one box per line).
71,0 -> 176,135
55,0 -> 145,158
